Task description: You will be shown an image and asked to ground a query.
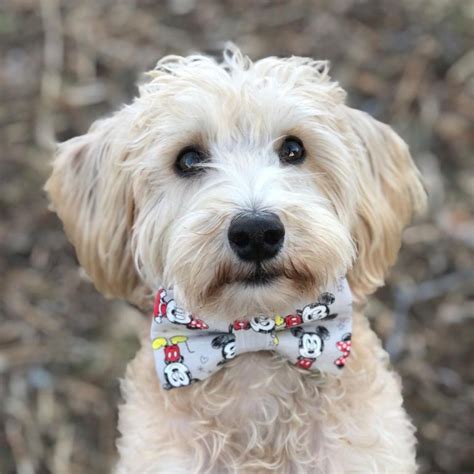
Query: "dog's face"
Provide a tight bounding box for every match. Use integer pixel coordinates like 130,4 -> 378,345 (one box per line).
45,47 -> 425,319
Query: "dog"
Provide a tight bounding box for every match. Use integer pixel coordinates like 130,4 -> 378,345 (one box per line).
45,45 -> 426,473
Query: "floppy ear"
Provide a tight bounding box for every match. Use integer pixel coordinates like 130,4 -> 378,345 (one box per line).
345,109 -> 426,300
44,114 -> 145,304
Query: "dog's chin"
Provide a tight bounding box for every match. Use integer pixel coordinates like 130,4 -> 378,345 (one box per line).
187,261 -> 325,323
241,267 -> 280,287
199,276 -> 317,324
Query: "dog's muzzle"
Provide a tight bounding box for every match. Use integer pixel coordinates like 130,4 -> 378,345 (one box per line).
228,212 -> 285,263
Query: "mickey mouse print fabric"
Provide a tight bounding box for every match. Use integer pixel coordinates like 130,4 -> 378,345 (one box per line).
150,278 -> 353,390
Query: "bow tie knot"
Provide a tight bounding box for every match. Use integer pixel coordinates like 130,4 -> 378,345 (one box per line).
150,278 -> 353,390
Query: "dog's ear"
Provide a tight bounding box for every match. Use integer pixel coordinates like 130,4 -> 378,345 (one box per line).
345,108 -> 426,300
44,115 -> 145,304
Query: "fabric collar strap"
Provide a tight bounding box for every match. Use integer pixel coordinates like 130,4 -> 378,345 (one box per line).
150,278 -> 352,390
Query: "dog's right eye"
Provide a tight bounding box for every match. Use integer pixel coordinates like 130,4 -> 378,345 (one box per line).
175,147 -> 207,176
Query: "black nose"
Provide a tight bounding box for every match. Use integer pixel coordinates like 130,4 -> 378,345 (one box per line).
228,212 -> 285,262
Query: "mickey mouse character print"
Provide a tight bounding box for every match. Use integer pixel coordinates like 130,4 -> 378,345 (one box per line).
211,332 -> 237,365
299,292 -> 336,322
150,278 -> 353,389
154,288 -> 209,330
277,291 -> 337,329
249,315 -> 279,345
291,326 -> 330,370
334,333 -> 352,369
152,335 -> 198,389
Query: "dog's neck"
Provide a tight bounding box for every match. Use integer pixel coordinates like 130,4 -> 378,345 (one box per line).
148,278 -> 353,390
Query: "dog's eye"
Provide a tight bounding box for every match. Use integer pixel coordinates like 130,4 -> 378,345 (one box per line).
279,137 -> 305,164
175,147 -> 207,176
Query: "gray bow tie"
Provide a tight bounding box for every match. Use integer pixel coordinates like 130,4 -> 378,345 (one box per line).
150,278 -> 352,390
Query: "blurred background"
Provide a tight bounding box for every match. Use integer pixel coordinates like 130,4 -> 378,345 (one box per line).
0,0 -> 473,472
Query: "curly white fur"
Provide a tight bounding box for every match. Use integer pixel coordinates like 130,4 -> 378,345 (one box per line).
45,45 -> 426,473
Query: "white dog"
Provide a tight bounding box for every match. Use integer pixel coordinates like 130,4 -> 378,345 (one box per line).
45,46 -> 426,473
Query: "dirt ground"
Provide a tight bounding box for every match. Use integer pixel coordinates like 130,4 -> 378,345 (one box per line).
1,0 -> 473,473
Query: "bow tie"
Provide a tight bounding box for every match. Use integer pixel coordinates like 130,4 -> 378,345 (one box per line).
150,278 -> 352,390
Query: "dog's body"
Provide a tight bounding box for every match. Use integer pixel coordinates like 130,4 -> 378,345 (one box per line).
45,47 -> 425,473
117,313 -> 416,473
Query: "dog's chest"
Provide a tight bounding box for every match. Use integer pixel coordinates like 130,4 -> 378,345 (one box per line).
173,353 -> 328,467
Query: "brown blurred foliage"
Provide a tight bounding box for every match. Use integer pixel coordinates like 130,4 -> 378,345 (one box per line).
0,0 -> 473,473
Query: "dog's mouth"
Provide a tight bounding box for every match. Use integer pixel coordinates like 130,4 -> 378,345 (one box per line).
242,265 -> 280,286
203,258 -> 318,301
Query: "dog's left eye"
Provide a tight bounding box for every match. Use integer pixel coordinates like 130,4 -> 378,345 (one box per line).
279,137 -> 305,164
175,147 -> 208,176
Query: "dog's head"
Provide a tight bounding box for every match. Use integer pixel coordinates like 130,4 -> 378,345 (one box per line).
45,46 -> 425,319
